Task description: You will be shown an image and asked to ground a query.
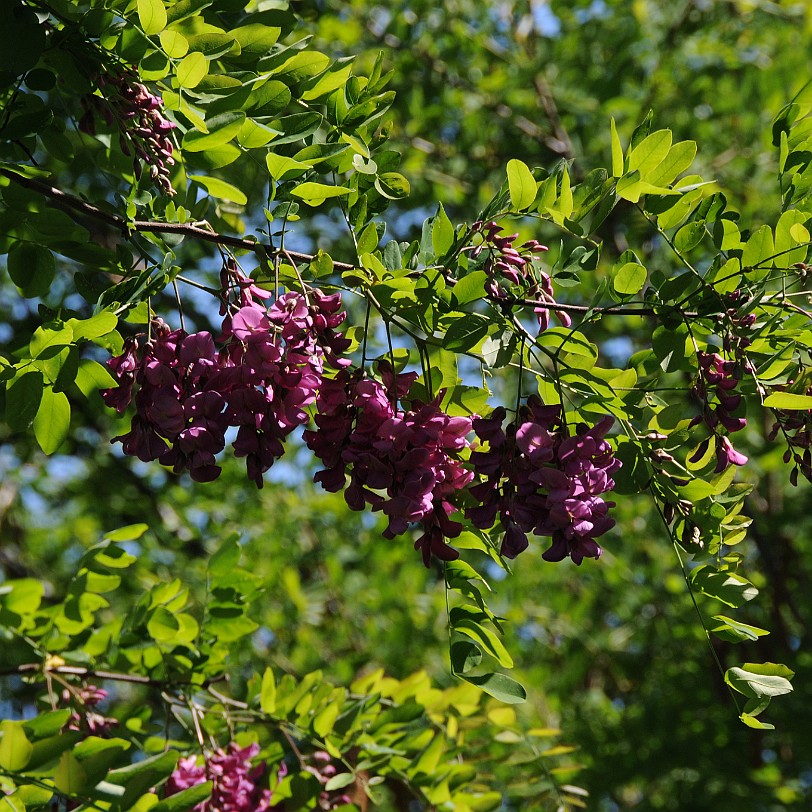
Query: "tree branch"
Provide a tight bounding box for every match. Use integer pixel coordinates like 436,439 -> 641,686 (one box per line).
0,167 -> 356,270
0,661 -> 222,688
0,167 -> 724,322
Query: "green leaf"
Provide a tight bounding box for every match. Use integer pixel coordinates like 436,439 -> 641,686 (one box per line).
1,577 -> 44,615
741,224 -> 774,270
151,781 -> 212,812
137,0 -> 167,35
432,203 -> 454,257
106,751 -> 180,808
374,172 -> 410,200
30,324 -> 73,359
260,666 -> 276,714
33,387 -> 70,455
443,314 -> 489,352
73,737 -> 131,786
725,667 -> 793,699
176,51 -> 208,88
148,606 -> 181,641
103,524 -> 149,542
243,80 -> 291,117
183,112 -> 244,151
6,370 -> 44,431
764,392 -> 812,409
232,24 -> 282,59
453,618 -> 513,668
291,183 -> 352,205
610,118 -> 624,178
462,672 -> 527,704
628,130 -> 672,179
674,221 -> 706,252
616,170 -> 642,202
711,615 -> 769,643
743,661 -> 795,679
23,709 -> 72,739
209,535 -> 240,578
450,640 -> 483,674
413,734 -> 445,774
189,175 -> 247,205
537,327 -> 598,359
691,567 -> 758,608
507,159 -> 537,210
324,773 -> 355,792
740,713 -> 775,730
613,262 -> 647,295
186,33 -> 236,59
7,242 -> 55,298
67,312 -> 117,341
159,30 -> 188,58
313,702 -> 339,737
648,140 -> 697,186
266,153 -> 312,181
302,60 -> 354,102
54,751 -> 89,795
0,721 -> 34,771
237,119 -> 279,149
451,271 -> 488,306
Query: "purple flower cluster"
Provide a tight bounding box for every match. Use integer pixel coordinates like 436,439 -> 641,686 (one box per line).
102,268 -> 350,486
80,69 -> 177,195
304,363 -> 474,565
165,743 -> 273,812
467,397 -> 621,565
470,220 -> 570,332
62,685 -> 117,737
690,350 -> 748,472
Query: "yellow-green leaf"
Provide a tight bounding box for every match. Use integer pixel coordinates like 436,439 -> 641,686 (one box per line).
291,182 -> 352,205
176,52 -> 208,89
183,112 -> 245,152
628,129 -> 672,179
266,153 -> 312,181
159,30 -> 188,58
764,392 -> 812,409
506,158 -> 537,210
610,118 -> 624,178
0,721 -> 33,771
189,175 -> 247,205
137,0 -> 166,35
33,387 -> 70,455
260,667 -> 276,714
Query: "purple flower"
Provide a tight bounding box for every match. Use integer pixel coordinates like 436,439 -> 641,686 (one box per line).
103,285 -> 351,487
165,743 -> 274,812
467,397 -> 621,564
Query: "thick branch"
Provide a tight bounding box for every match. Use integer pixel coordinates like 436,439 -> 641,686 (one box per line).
0,167 -> 355,270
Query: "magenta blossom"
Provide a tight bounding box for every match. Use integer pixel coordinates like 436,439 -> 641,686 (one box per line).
165,743 -> 274,812
468,397 -> 621,564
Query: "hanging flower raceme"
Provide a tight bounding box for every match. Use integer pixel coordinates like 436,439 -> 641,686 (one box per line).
768,379 -> 812,486
79,67 -> 177,195
689,349 -> 749,472
467,397 -> 622,565
102,269 -> 350,487
165,743 -> 275,812
304,362 -> 474,566
469,220 -> 570,332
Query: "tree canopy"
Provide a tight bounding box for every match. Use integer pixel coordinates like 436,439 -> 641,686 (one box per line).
1,1 -> 812,810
